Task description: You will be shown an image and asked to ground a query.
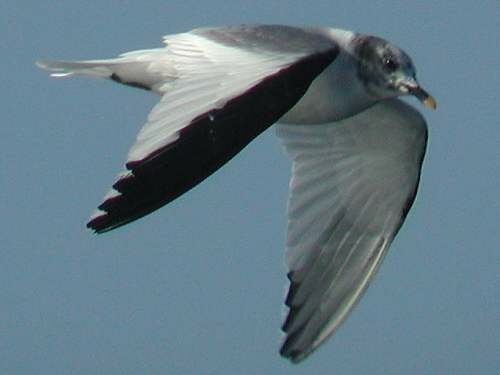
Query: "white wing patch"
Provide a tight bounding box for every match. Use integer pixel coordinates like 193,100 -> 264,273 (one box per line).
126,33 -> 304,163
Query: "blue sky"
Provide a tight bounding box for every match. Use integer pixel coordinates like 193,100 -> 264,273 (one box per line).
2,1 -> 498,374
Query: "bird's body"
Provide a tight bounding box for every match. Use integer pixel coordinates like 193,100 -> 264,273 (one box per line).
37,25 -> 435,363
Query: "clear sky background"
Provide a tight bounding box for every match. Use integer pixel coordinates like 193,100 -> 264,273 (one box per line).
2,1 -> 498,374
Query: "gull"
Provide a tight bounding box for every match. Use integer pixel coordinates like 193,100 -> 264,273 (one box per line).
37,24 -> 436,363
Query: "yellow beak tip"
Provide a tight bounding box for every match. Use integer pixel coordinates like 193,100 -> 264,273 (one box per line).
424,95 -> 437,110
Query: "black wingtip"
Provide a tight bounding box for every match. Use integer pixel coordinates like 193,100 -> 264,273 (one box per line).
279,338 -> 309,364
86,213 -> 111,234
284,272 -> 300,308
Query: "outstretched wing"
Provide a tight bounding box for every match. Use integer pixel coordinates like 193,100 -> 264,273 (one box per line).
277,99 -> 428,362
85,26 -> 339,232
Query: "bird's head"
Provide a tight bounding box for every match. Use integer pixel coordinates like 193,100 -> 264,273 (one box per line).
355,36 -> 436,109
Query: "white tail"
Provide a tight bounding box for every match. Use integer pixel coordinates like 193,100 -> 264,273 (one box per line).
35,59 -> 117,78
36,49 -> 176,93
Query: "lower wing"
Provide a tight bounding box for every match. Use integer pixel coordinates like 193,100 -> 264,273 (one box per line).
277,98 -> 428,362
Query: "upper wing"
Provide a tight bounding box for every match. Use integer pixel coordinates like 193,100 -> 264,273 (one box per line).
276,98 -> 428,362
87,27 -> 339,232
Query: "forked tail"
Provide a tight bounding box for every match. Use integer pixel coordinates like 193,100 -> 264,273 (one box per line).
36,49 -> 174,92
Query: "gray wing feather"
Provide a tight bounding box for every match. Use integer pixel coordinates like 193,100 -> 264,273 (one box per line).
193,25 -> 338,54
277,98 -> 428,362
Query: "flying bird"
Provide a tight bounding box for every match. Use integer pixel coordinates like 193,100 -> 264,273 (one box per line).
37,25 -> 436,363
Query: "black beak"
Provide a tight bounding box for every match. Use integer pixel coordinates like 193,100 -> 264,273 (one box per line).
407,85 -> 437,109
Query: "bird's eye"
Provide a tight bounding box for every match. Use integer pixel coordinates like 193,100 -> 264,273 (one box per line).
383,56 -> 398,72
